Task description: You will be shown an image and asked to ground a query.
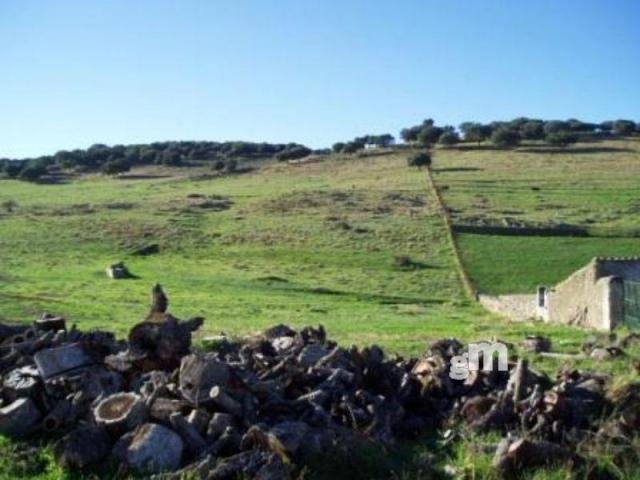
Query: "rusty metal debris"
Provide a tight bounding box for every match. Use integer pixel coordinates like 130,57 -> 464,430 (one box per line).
0,284 -> 637,478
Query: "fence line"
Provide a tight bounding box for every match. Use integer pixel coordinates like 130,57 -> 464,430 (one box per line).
423,167 -> 478,300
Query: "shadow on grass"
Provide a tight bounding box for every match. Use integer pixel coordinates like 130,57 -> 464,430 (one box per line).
517,146 -> 635,154
265,283 -> 444,306
432,167 -> 483,173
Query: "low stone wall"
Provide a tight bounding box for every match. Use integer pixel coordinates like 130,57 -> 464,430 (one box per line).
479,294 -> 538,322
452,224 -> 589,237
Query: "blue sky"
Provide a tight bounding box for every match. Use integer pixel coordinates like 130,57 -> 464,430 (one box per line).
1,0 -> 638,158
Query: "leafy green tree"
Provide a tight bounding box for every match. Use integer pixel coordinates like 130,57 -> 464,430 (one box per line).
520,120 -> 545,140
491,127 -> 520,147
341,142 -> 360,154
332,142 -> 345,153
543,121 -> 569,135
459,122 -> 490,144
4,163 -> 23,178
161,149 -> 183,166
612,119 -> 636,136
18,164 -> 47,181
407,151 -> 432,168
438,130 -> 460,146
417,126 -> 444,147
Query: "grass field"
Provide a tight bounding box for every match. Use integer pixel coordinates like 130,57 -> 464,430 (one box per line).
0,151 -> 490,355
1,148 -> 639,479
430,138 -> 640,294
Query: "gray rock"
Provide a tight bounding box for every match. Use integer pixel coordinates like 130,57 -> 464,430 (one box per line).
116,423 -> 184,474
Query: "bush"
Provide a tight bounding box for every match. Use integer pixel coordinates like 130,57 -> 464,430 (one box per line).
212,160 -> 225,170
275,146 -> 311,161
417,126 -> 444,147
491,127 -> 520,147
226,159 -> 238,172
393,255 -> 427,270
407,152 -> 431,168
520,120 -> 545,140
1,200 -> 17,213
4,163 -> 23,178
161,150 -> 183,166
341,142 -> 360,154
18,164 -> 47,181
332,142 -> 345,153
545,131 -> 578,147
101,158 -> 131,175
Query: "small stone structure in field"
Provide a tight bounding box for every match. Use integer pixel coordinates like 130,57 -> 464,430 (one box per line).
482,257 -> 640,331
538,257 -> 640,331
106,262 -> 133,279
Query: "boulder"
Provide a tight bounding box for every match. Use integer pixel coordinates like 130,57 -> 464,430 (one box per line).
114,423 -> 184,474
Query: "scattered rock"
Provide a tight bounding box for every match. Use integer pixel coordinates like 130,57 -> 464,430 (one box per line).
520,335 -> 551,353
106,261 -> 135,279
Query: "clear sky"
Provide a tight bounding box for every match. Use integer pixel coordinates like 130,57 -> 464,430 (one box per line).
1,0 -> 638,158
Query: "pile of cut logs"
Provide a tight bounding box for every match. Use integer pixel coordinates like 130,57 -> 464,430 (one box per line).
0,286 -> 637,479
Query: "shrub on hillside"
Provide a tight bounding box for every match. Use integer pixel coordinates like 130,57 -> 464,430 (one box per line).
226,159 -> 238,172
1,200 -> 17,213
275,146 -> 311,162
18,164 -> 47,181
407,152 -> 432,168
161,150 -> 183,166
101,158 -> 132,175
4,163 -> 23,178
212,159 -> 226,170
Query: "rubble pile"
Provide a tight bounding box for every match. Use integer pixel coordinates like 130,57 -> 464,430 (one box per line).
0,286 -> 637,479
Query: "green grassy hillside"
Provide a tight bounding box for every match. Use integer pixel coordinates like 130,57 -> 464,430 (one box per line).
430,138 -> 640,294
0,152 -> 489,354
1,147 -> 639,480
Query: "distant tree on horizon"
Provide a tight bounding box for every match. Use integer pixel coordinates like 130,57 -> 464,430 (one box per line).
491,127 -> 521,147
438,129 -> 460,146
459,122 -> 491,144
545,131 -> 579,148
